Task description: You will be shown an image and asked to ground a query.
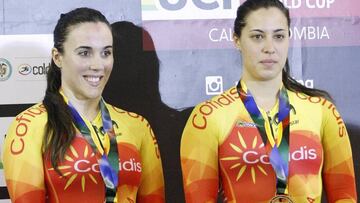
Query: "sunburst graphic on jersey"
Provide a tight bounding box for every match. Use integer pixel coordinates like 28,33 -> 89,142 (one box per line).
221,131 -> 268,184
49,145 -> 99,192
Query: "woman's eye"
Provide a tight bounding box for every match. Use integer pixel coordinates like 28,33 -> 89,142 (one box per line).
78,50 -> 89,56
103,50 -> 112,56
274,34 -> 285,40
251,34 -> 263,40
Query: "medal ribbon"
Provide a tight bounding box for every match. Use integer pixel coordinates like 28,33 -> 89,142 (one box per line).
68,99 -> 119,202
237,81 -> 291,195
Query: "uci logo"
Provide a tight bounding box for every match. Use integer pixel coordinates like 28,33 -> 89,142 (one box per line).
142,0 -> 241,20
157,0 -> 234,11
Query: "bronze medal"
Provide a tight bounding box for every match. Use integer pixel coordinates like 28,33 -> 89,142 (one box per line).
269,194 -> 294,203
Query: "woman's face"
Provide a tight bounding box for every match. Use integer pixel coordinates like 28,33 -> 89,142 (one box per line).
234,7 -> 289,82
53,22 -> 113,101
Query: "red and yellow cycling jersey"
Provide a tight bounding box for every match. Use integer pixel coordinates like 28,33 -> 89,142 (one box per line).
181,85 -> 357,203
3,101 -> 164,203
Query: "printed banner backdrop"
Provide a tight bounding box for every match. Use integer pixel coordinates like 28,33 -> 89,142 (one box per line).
0,0 -> 359,202
0,34 -> 51,105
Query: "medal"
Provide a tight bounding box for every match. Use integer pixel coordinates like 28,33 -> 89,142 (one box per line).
237,81 -> 293,201
68,98 -> 119,202
270,194 -> 294,203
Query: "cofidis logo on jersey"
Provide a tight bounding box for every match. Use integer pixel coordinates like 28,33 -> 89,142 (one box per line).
0,58 -> 12,81
142,0 -> 241,20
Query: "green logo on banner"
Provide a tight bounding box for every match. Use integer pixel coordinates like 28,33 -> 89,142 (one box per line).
0,161 -> 3,169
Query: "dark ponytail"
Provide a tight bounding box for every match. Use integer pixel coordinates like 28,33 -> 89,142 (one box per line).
43,61 -> 75,175
282,60 -> 332,101
42,7 -> 111,175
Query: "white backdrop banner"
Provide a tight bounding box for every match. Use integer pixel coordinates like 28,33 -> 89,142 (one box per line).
0,34 -> 52,105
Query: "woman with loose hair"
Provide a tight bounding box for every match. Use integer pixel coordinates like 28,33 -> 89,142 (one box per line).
3,7 -> 164,203
180,0 -> 357,202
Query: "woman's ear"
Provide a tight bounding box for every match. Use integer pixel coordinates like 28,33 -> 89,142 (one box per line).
233,33 -> 241,51
52,47 -> 62,68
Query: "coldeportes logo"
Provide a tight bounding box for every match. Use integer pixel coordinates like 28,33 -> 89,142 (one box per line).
142,0 -> 241,20
0,58 -> 12,81
18,64 -> 32,75
18,62 -> 50,76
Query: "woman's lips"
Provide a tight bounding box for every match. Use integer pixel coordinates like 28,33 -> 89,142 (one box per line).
84,75 -> 103,86
260,59 -> 277,67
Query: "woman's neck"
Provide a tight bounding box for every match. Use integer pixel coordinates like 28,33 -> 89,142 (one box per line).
63,90 -> 100,121
242,77 -> 282,112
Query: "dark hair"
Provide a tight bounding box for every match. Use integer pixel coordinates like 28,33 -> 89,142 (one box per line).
233,0 -> 331,100
43,7 -> 111,175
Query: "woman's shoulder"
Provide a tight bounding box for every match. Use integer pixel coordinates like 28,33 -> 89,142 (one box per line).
288,90 -> 334,107
193,86 -> 240,112
105,103 -> 151,129
288,90 -> 340,122
5,103 -> 47,150
11,103 -> 48,128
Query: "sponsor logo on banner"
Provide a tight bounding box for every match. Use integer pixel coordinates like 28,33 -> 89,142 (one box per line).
16,61 -> 50,80
142,0 -> 360,50
142,0 -> 360,19
280,0 -> 336,9
0,34 -> 51,104
0,58 -> 12,81
18,64 -> 32,75
207,25 -> 330,43
142,0 -> 241,20
296,78 -> 314,88
290,26 -> 330,41
205,76 -> 223,95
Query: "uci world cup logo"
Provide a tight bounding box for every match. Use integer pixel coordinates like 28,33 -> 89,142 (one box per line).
0,58 -> 12,81
141,0 -> 240,20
